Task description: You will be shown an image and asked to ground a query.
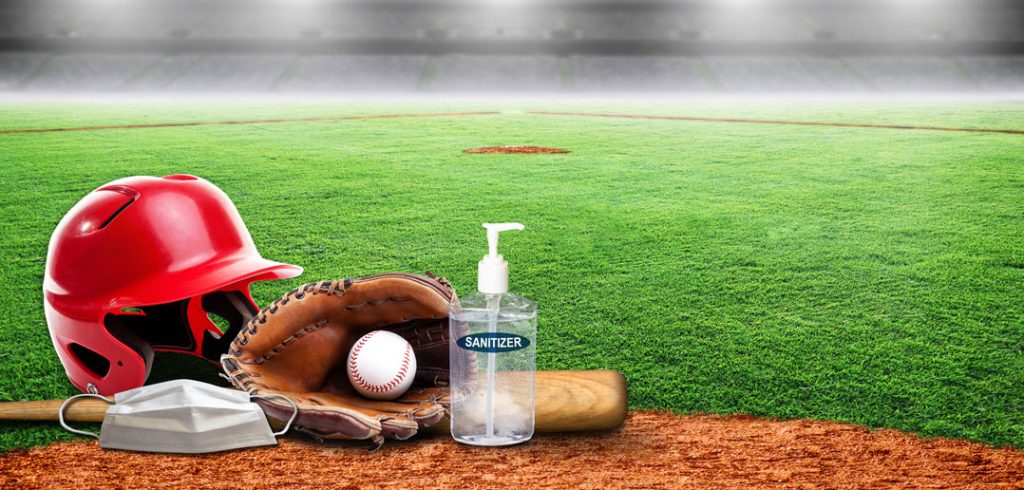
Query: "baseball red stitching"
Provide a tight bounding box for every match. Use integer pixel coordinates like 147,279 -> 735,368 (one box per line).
350,333 -> 412,395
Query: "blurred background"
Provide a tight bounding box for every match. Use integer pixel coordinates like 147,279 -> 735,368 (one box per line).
0,0 -> 1022,96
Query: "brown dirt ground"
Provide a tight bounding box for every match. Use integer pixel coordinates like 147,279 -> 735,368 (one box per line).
0,112 -> 499,135
4,111 -> 1021,137
464,146 -> 570,154
527,111 -> 1024,136
2,411 -> 1022,489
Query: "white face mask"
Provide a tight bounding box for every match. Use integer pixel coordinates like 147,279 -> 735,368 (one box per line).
59,379 -> 297,454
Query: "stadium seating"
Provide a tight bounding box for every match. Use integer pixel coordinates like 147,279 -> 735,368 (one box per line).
0,0 -> 1021,94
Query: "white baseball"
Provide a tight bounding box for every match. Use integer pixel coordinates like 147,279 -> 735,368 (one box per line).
347,330 -> 417,400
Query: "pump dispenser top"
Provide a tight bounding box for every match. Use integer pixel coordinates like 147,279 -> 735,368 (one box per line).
478,223 -> 524,294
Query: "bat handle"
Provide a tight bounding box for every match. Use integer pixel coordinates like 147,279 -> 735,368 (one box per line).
0,398 -> 110,422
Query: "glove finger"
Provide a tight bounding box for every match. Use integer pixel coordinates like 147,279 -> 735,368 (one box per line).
253,390 -> 382,441
338,394 -> 445,428
302,390 -> 443,438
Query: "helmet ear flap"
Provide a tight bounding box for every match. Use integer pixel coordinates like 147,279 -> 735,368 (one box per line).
53,314 -> 155,395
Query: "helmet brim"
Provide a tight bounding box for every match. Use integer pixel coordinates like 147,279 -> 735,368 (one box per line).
111,256 -> 303,309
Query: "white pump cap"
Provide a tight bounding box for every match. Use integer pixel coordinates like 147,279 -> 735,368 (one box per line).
478,223 -> 524,294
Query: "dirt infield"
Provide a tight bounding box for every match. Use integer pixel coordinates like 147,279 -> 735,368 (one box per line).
464,146 -> 570,154
2,411 -> 1022,489
0,112 -> 500,135
5,110 -> 1022,137
529,111 -> 1024,136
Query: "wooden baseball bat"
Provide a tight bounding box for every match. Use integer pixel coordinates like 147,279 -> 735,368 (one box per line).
0,370 -> 627,434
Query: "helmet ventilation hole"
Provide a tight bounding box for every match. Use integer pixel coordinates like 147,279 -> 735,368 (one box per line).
68,343 -> 111,377
96,197 -> 136,231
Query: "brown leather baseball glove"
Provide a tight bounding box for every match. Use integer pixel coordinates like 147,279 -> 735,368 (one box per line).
221,273 -> 471,445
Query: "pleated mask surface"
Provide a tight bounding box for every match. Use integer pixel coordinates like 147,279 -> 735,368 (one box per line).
59,379 -> 296,454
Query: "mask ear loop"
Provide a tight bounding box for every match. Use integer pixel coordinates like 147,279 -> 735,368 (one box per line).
252,394 -> 299,436
58,393 -> 114,439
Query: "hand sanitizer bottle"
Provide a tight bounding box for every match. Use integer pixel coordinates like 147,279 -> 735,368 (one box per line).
449,223 -> 536,446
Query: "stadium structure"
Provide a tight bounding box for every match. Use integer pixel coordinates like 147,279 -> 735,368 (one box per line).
0,0 -> 1022,94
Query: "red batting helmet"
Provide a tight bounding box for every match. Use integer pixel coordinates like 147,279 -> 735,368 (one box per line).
44,174 -> 302,395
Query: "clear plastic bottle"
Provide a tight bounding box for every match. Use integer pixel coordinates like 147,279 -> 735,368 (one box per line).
449,223 -> 536,446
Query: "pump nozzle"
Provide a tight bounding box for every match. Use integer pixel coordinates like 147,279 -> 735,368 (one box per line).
479,223 -> 524,294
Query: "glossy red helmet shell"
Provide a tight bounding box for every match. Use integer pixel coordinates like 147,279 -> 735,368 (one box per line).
44,175 -> 302,395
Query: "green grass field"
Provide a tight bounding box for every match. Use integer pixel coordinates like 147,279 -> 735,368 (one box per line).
1,100 -> 1022,451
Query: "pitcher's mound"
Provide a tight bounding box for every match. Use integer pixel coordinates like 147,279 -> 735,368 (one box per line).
464,146 -> 569,154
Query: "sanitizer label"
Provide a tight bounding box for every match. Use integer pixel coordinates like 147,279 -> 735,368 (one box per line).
456,333 -> 531,353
